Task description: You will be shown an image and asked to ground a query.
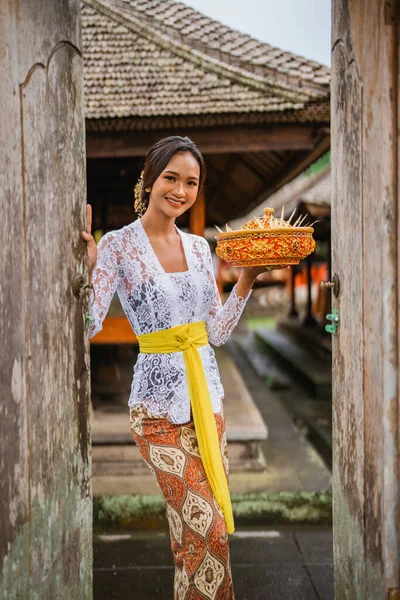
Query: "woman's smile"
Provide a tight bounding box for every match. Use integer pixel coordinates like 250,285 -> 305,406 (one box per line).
165,196 -> 186,207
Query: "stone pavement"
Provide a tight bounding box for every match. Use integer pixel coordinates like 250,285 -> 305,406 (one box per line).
93,526 -> 333,600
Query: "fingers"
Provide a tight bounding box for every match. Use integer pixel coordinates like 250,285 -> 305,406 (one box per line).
81,230 -> 95,245
86,204 -> 92,235
266,265 -> 290,271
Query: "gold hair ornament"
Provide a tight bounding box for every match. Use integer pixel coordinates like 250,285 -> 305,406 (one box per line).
134,170 -> 148,217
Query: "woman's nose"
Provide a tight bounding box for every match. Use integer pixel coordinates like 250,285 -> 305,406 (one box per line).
173,184 -> 185,198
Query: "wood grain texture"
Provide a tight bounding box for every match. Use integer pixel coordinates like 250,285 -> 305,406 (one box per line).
0,1 -> 29,590
331,1 -> 399,598
0,1 -> 91,598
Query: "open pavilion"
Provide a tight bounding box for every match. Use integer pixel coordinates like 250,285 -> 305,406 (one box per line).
82,0 -> 330,235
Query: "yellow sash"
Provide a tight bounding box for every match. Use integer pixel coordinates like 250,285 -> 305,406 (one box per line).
137,320 -> 234,534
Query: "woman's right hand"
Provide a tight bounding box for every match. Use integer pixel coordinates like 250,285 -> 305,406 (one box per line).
81,204 -> 98,281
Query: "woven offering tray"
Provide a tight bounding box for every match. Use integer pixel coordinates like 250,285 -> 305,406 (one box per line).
215,207 -> 316,268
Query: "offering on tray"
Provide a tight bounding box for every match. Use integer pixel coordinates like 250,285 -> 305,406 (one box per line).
214,207 -> 316,268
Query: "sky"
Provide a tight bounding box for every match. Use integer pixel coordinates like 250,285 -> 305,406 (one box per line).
183,0 -> 331,67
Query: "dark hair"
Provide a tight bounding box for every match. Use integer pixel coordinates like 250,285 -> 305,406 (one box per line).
141,136 -> 206,210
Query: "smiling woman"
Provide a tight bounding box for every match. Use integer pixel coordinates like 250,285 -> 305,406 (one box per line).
137,136 -> 206,219
82,135 -> 285,599
143,153 -> 200,219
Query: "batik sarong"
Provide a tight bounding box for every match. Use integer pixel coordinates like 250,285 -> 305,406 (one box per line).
129,404 -> 235,600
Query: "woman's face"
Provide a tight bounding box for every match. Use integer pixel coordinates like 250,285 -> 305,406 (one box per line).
148,152 -> 201,218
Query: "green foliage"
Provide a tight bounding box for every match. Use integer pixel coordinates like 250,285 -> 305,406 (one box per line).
305,151 -> 330,177
245,317 -> 276,331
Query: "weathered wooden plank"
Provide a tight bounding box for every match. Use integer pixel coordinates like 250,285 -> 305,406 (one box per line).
0,1 -> 91,598
359,4 -> 385,596
331,28 -> 366,600
380,0 -> 399,589
0,3 -> 30,594
381,2 -> 400,594
21,44 -> 91,598
360,3 -> 398,596
332,0 -> 400,598
86,124 -> 328,157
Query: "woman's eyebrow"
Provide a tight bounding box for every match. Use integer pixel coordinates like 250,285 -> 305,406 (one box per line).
164,170 -> 199,181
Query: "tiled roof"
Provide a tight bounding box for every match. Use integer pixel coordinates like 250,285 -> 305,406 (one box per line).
82,0 -> 330,128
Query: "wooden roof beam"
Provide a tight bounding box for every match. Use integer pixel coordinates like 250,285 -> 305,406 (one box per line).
233,134 -> 331,217
86,124 -> 330,158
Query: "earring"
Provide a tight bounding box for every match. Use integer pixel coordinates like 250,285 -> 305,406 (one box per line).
145,187 -> 151,193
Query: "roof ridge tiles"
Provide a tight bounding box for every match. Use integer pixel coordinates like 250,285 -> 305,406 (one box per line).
125,0 -> 329,82
83,0 -> 329,101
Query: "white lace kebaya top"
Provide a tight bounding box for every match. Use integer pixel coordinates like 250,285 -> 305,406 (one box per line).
88,218 -> 252,424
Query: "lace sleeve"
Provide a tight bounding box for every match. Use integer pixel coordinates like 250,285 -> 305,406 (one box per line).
202,239 -> 252,347
88,231 -> 121,339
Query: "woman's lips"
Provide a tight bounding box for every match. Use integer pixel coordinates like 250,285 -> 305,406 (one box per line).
165,197 -> 185,208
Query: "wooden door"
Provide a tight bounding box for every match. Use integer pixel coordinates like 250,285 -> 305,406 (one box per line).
331,1 -> 399,598
0,1 -> 91,598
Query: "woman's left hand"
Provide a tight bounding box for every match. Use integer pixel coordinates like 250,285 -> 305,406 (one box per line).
241,264 -> 290,282
236,264 -> 290,297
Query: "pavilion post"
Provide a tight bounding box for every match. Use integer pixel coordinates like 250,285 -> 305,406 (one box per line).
303,255 -> 317,327
289,267 -> 299,318
189,189 -> 206,236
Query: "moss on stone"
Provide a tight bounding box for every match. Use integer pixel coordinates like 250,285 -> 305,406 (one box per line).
93,491 -> 332,532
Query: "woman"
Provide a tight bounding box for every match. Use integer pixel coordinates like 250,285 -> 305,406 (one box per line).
82,136 -> 286,599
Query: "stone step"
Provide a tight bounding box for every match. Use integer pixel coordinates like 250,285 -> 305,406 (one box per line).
234,332 -> 291,390
92,442 -> 265,477
92,437 -> 271,496
277,319 -> 332,366
92,465 -> 273,497
277,391 -> 333,467
254,329 -> 332,400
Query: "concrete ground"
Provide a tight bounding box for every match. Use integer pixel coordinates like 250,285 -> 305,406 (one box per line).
93,526 -> 333,600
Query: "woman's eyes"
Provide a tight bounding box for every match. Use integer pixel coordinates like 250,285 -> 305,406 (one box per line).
164,176 -> 197,186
